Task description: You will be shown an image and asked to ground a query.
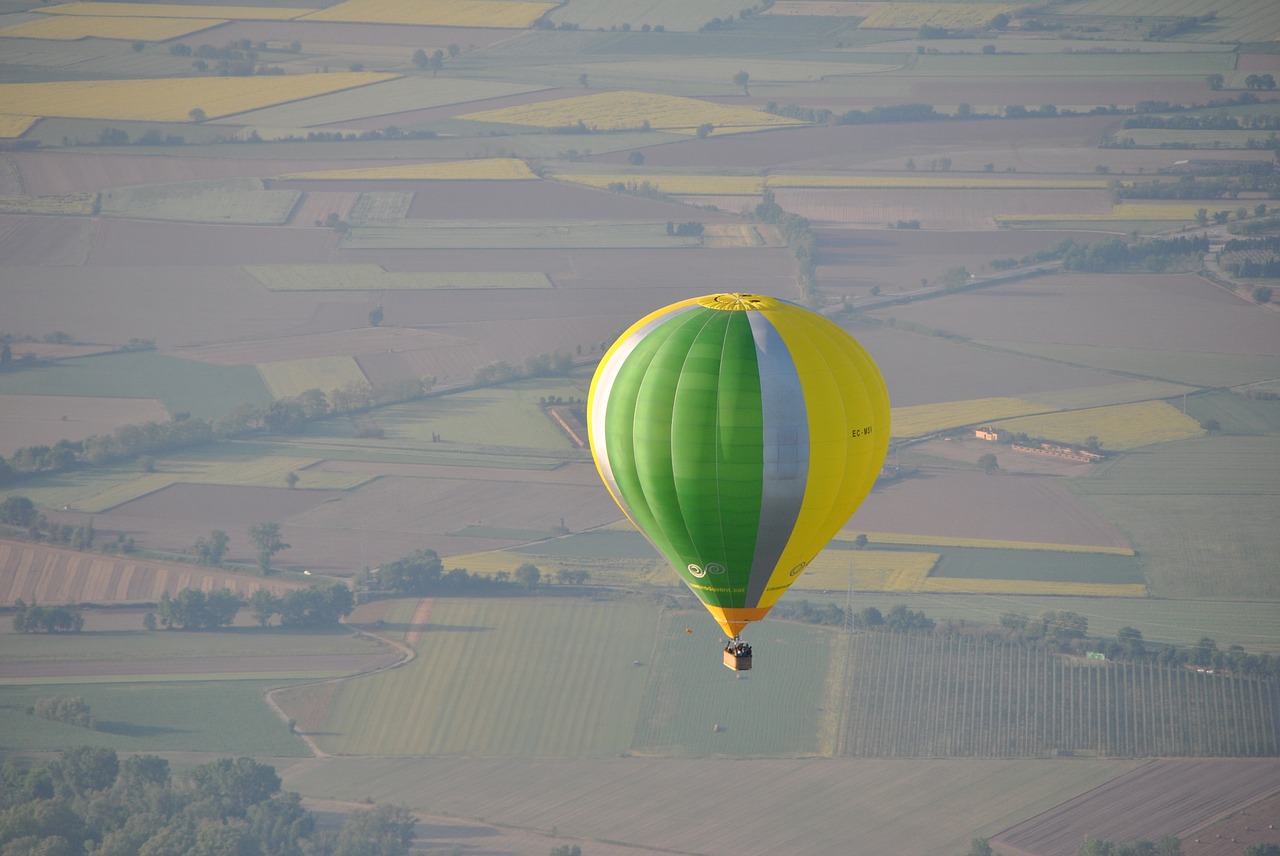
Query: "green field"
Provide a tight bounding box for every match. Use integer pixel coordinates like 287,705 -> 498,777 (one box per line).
292,598 -> 658,755
0,680 -> 308,755
0,351 -> 272,421
923,545 -> 1145,584
632,615 -> 838,756
99,178 -> 301,225
979,342 -> 1280,389
0,623 -> 377,663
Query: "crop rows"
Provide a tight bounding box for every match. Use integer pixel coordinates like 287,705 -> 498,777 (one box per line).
257,356 -> 368,399
841,633 -> 1278,757
244,264 -> 551,291
0,13 -> 222,41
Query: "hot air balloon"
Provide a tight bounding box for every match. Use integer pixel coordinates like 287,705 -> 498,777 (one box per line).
588,293 -> 890,667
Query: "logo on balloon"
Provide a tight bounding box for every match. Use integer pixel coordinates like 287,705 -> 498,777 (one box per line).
688,563 -> 707,578
789,561 -> 809,577
706,562 -> 726,575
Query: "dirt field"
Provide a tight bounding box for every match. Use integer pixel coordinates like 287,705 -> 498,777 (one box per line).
0,393 -> 171,457
991,759 -> 1280,856
1181,790 -> 1280,856
0,538 -> 306,606
870,273 -> 1280,355
850,467 -> 1132,550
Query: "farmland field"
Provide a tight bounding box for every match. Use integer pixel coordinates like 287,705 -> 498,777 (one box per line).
2,6 -> 1278,854
288,598 -> 657,755
0,72 -> 400,122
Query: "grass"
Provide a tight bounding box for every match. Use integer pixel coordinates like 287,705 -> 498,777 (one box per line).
1070,436 -> 1280,600
0,72 -> 398,122
458,91 -> 805,136
993,400 -> 1205,451
891,397 -> 1047,438
244,265 -> 552,291
631,614 -> 836,756
291,598 -> 657,755
100,178 -> 299,225
0,625 -> 381,661
979,342 -> 1280,389
257,357 -> 368,400
0,680 -> 309,755
278,158 -> 538,181
0,351 -> 272,422
0,192 -> 97,214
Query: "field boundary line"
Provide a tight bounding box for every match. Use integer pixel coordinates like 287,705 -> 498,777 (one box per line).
264,602 -> 428,758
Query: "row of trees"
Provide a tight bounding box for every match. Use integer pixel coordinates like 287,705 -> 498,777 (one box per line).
30,695 -> 94,730
153,583 -> 354,630
472,350 -> 575,387
990,235 -> 1208,275
0,747 -> 416,856
12,600 -> 84,633
0,376 -> 434,486
754,189 -> 818,304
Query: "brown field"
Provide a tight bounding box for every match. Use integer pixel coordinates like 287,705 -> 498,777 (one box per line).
869,274 -> 1280,355
849,468 -> 1132,550
1181,790 -> 1280,856
0,539 -> 306,605
283,755 -> 1144,856
992,759 -> 1280,856
0,393 -> 171,457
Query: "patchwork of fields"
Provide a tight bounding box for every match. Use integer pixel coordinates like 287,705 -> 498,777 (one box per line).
2,3 -> 1277,854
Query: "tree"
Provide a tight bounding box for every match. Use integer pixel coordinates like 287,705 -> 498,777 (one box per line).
549,847 -> 582,856
429,49 -> 444,75
249,523 -> 290,574
193,530 -> 229,565
331,804 -> 416,856
1252,285 -> 1272,304
1195,207 -> 1208,226
188,107 -> 206,122
1244,845 -> 1280,856
733,70 -> 750,95
0,495 -> 37,527
1206,73 -> 1224,90
412,48 -> 428,70
696,122 -> 714,138
284,471 -> 299,489
977,452 -> 999,473
248,588 -> 278,626
131,41 -> 145,53
514,562 -> 541,588
1117,626 -> 1145,657
447,43 -> 460,58
579,73 -> 589,88
369,304 -> 383,326
628,150 -> 645,165
967,839 -> 993,856
378,549 -> 443,595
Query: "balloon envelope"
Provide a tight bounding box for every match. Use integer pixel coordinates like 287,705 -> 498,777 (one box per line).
588,293 -> 890,637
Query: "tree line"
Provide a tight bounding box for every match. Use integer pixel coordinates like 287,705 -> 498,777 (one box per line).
150,583 -> 354,630
0,747 -> 416,856
990,235 -> 1208,274
0,377 -> 434,486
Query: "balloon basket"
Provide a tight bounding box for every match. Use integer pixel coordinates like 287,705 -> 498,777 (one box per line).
723,642 -> 752,671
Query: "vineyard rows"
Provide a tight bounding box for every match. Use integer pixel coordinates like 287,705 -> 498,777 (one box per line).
840,632 -> 1278,758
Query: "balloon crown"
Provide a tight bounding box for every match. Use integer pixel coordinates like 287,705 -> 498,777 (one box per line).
697,293 -> 778,311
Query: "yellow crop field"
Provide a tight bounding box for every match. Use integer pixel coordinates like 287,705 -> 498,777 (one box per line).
997,203 -> 1214,225
0,14 -> 223,40
245,264 -> 551,291
0,193 -> 97,215
551,173 -> 765,195
850,532 -> 1135,556
279,158 -> 538,181
0,72 -> 398,122
769,175 -> 1109,190
258,356 -> 368,400
799,549 -> 940,591
459,91 -> 805,136
993,400 -> 1204,450
43,2 -> 309,20
858,2 -> 1022,29
891,397 -> 1045,438
0,115 -> 38,138
300,0 -> 556,28
703,224 -> 769,248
